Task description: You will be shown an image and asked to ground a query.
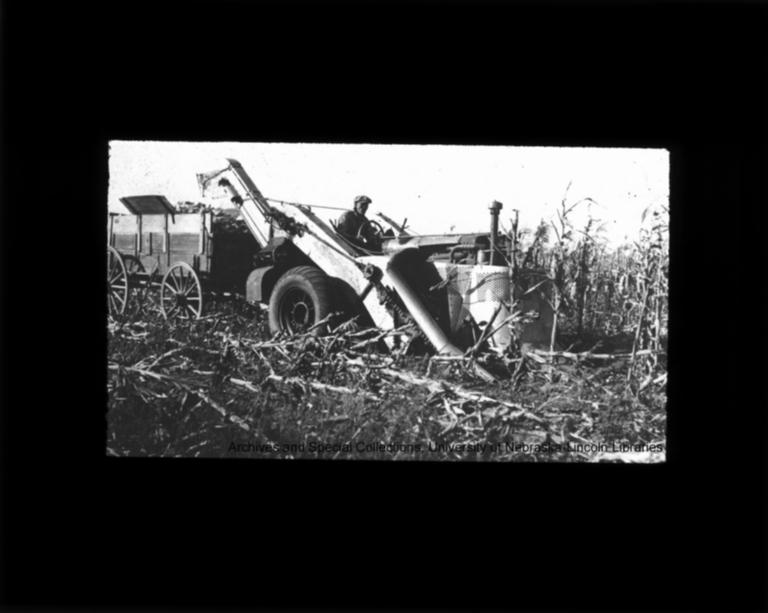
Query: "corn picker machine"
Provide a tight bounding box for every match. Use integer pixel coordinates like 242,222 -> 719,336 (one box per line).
108,159 -> 522,372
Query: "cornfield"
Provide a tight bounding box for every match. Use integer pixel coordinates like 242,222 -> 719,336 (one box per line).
107,198 -> 668,462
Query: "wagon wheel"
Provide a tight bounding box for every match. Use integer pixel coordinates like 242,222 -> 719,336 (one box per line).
123,255 -> 144,275
160,262 -> 203,320
107,246 -> 128,315
122,255 -> 151,313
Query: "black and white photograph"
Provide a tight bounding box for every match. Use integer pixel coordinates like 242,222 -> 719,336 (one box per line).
5,0 -> 768,610
107,141 -> 669,461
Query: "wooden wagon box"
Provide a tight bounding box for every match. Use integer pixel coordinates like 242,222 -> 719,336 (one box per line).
108,207 -> 259,293
109,211 -> 213,275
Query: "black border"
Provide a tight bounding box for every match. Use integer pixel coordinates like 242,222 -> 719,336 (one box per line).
2,1 -> 766,611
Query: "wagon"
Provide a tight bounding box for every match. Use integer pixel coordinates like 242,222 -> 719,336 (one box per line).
107,195 -> 259,319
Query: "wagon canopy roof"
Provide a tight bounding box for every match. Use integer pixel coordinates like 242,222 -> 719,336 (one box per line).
119,195 -> 176,215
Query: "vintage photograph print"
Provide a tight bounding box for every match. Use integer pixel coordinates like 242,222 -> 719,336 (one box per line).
107,142 -> 668,462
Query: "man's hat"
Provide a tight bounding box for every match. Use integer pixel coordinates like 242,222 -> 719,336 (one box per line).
354,195 -> 372,207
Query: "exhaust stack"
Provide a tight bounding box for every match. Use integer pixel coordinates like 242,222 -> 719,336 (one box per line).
488,200 -> 503,265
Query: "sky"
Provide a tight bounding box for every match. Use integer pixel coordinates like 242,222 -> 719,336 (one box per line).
108,141 -> 669,246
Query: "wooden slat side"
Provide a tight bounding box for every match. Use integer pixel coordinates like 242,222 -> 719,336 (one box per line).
168,214 -> 206,234
113,234 -> 137,253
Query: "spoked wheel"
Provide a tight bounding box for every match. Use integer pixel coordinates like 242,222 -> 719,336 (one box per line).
123,255 -> 151,314
123,255 -> 144,275
107,246 -> 128,315
160,262 -> 203,320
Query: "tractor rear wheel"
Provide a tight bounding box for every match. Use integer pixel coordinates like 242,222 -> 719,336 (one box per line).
268,266 -> 333,336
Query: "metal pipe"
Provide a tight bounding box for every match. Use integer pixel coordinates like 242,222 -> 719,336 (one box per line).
489,200 -> 503,265
385,259 -> 463,357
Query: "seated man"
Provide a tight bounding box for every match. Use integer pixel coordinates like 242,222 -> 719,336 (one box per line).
336,195 -> 380,250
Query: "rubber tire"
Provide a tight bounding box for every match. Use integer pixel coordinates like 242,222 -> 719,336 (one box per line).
268,266 -> 333,336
